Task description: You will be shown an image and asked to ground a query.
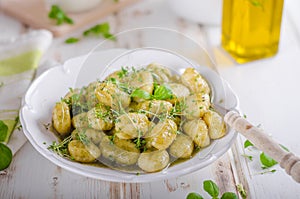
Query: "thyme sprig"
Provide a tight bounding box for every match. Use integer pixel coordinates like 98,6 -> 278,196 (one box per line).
48,136 -> 73,159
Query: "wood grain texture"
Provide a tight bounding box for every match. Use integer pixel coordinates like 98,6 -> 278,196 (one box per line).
1,0 -> 300,198
1,0 -> 139,37
225,111 -> 300,183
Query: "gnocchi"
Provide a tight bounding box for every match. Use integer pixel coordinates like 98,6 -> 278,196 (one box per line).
50,64 -> 227,173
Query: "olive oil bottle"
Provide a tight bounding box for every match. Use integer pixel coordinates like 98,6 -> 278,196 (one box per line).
221,0 -> 284,63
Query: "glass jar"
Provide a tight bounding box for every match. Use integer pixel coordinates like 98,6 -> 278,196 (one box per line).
221,0 -> 284,63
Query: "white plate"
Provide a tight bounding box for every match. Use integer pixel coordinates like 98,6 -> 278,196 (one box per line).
20,49 -> 239,182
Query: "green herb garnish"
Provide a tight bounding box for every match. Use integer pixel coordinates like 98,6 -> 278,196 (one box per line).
243,140 -> 254,149
221,192 -> 238,199
65,37 -> 80,44
48,5 -> 74,25
257,169 -> 277,175
152,84 -> 173,100
186,180 -> 238,199
131,84 -> 173,100
131,89 -> 151,100
203,180 -> 219,198
236,184 -> 247,199
75,131 -> 90,145
186,192 -> 204,199
0,120 -> 8,142
260,152 -> 278,168
241,153 -> 253,161
0,142 -> 12,170
117,67 -> 129,78
83,22 -> 116,40
279,144 -> 289,152
48,136 -> 72,158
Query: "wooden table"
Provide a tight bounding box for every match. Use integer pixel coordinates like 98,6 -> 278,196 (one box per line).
1,0 -> 300,198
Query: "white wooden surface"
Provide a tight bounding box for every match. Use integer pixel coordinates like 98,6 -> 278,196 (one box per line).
1,0 -> 300,198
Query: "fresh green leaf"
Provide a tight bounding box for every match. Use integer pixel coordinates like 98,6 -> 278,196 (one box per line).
260,152 -> 278,168
152,84 -> 173,100
236,184 -> 247,199
186,192 -> 204,199
203,180 -> 219,198
131,89 -> 151,100
83,22 -> 116,41
48,5 -> 73,25
0,120 -> 8,142
221,192 -> 238,199
65,37 -> 80,44
244,140 -> 254,149
0,142 -> 12,170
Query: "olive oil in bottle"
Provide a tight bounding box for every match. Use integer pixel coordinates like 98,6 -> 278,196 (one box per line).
221,0 -> 284,63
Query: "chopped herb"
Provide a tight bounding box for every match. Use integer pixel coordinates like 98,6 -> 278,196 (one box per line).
260,152 -> 277,168
241,153 -> 253,161
131,89 -> 151,100
48,136 -> 72,158
133,135 -> 146,151
65,37 -> 80,44
257,169 -> 277,175
0,82 -> 4,88
0,143 -> 12,170
279,144 -> 289,152
244,140 -> 254,149
83,22 -> 116,41
243,114 -> 247,118
108,134 -> 116,144
236,184 -> 247,199
117,67 -> 129,78
75,131 -> 90,145
48,5 -> 73,25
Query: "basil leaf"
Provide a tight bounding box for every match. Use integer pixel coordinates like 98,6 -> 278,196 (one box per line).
48,5 -> 73,25
65,37 -> 80,44
186,192 -> 204,199
244,140 -> 254,148
221,192 -> 238,199
0,120 -> 8,142
260,152 -> 278,168
83,23 -> 116,41
152,84 -> 173,100
203,180 -> 219,198
131,89 -> 151,100
0,143 -> 12,170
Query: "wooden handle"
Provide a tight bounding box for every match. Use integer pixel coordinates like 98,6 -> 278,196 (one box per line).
224,111 -> 300,183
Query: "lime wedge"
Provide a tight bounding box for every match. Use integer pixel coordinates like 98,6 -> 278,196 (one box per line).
0,120 -> 17,143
